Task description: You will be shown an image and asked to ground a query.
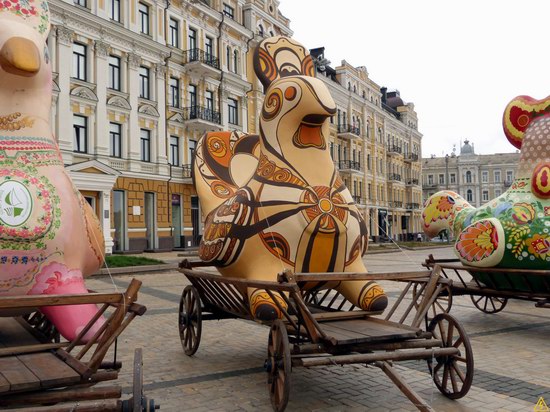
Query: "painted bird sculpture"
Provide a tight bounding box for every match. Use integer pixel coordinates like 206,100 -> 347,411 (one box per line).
0,0 -> 105,340
422,95 -> 550,290
194,36 -> 388,320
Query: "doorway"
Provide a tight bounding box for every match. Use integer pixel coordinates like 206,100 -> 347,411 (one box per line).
144,192 -> 156,250
191,195 -> 200,246
172,194 -> 182,248
113,190 -> 126,252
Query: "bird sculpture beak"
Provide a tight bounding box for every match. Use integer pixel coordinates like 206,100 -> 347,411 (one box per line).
0,37 -> 41,77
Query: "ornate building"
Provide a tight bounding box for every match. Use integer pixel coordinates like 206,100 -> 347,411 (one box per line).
48,0 -> 291,253
422,140 -> 520,208
311,48 -> 423,241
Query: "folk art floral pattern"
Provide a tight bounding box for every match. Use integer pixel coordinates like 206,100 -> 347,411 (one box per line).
422,95 -> 550,291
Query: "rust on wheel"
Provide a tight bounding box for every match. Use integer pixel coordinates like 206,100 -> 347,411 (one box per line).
471,295 -> 508,314
178,285 -> 202,356
428,313 -> 474,399
266,319 -> 291,412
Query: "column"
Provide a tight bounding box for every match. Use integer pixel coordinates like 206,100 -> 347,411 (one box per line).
127,53 -> 142,168
55,26 -> 74,162
94,40 -> 110,156
155,62 -> 169,175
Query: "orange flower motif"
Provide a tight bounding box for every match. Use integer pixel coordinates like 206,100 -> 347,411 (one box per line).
456,220 -> 499,263
526,234 -> 550,260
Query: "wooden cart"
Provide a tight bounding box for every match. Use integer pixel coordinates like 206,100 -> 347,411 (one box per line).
178,261 -> 474,412
0,278 -> 157,411
423,254 -> 550,314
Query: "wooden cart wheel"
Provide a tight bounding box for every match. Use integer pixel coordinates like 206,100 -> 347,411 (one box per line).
427,313 -> 474,399
412,283 -> 453,316
122,348 -> 158,412
178,285 -> 202,356
266,319 -> 291,412
470,295 -> 508,314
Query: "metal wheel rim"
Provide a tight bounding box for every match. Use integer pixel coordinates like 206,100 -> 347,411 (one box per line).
267,319 -> 291,412
427,313 -> 474,399
470,295 -> 508,314
178,286 -> 202,356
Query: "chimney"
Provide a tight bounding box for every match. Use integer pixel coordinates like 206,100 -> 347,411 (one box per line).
380,87 -> 387,104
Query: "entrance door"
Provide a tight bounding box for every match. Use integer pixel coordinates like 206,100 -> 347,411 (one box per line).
191,196 -> 200,246
172,194 -> 182,248
144,192 -> 156,250
113,190 -> 126,252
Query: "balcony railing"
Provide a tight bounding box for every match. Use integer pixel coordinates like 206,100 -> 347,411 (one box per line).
406,203 -> 420,210
182,106 -> 221,124
406,178 -> 419,185
504,180 -> 513,187
405,153 -> 419,161
182,164 -> 192,178
339,160 -> 362,171
387,145 -> 402,154
388,173 -> 402,182
389,201 -> 403,208
352,196 -> 367,205
182,48 -> 220,70
337,124 -> 361,136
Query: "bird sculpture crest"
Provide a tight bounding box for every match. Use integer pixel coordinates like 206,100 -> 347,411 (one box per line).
194,36 -> 388,320
0,0 -> 105,340
422,95 -> 550,291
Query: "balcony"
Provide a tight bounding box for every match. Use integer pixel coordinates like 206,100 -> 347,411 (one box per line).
337,124 -> 361,140
406,203 -> 421,210
182,106 -> 222,133
338,160 -> 362,173
352,196 -> 367,206
406,178 -> 419,186
388,173 -> 402,182
182,48 -> 221,77
503,180 -> 513,187
404,153 -> 419,162
387,145 -> 403,157
389,201 -> 403,209
169,164 -> 193,180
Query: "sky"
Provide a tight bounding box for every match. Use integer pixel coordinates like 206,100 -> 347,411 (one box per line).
279,0 -> 550,156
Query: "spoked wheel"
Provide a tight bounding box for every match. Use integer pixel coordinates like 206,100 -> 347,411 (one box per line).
265,319 -> 291,412
427,313 -> 474,399
178,286 -> 202,356
413,283 -> 453,317
470,295 -> 508,314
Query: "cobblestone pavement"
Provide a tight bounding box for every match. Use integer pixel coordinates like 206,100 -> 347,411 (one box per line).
88,247 -> 550,411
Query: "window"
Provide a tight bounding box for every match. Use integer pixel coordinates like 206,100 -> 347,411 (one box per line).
74,0 -> 86,7
482,190 -> 489,202
205,90 -> 214,112
450,173 -> 456,184
481,171 -> 488,183
466,189 -> 473,202
223,3 -> 234,19
494,170 -> 501,183
72,43 -> 87,81
205,36 -> 214,60
506,170 -> 513,183
138,2 -> 149,35
438,174 -> 444,185
188,84 -> 197,107
73,115 -> 88,153
170,136 -> 179,166
428,175 -> 434,185
188,139 -> 196,163
140,129 -> 151,162
495,189 -> 502,197
228,98 -> 238,125
169,77 -> 180,108
233,49 -> 238,73
110,122 -> 122,158
139,66 -> 150,99
188,28 -> 197,50
108,55 -> 121,91
109,0 -> 120,21
169,18 -> 179,48
465,171 -> 472,183
226,46 -> 231,69
258,24 -> 264,37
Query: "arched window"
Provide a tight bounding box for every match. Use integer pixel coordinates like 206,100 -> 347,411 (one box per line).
466,171 -> 472,183
226,46 -> 231,70
353,85 -> 356,93
348,82 -> 351,90
258,24 -> 264,37
466,189 -> 473,202
233,49 -> 238,73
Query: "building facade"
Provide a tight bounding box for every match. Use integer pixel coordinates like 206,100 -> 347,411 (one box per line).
311,49 -> 423,242
422,140 -> 520,208
48,0 -> 291,253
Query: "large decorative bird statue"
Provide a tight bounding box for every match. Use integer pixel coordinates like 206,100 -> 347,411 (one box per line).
422,95 -> 550,290
0,0 -> 105,340
194,37 -> 388,319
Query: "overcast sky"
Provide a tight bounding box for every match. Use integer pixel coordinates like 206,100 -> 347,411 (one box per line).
279,0 -> 549,156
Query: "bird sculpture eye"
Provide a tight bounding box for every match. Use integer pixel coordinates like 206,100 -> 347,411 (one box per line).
284,86 -> 297,101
